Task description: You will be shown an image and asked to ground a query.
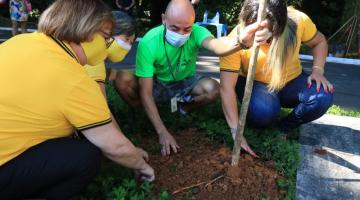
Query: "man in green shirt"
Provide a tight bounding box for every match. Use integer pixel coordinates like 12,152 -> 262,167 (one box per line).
115,0 -> 271,156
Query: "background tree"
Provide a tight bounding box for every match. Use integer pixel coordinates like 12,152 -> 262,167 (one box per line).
192,0 -> 302,30
2,0 -> 359,57
340,0 -> 360,57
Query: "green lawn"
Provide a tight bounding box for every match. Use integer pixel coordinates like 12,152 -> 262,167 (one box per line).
77,84 -> 359,200
326,105 -> 360,118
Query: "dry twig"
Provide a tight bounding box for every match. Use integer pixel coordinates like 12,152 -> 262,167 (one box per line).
205,175 -> 225,187
171,174 -> 225,195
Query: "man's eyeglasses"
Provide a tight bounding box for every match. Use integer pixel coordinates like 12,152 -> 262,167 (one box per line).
100,31 -> 115,48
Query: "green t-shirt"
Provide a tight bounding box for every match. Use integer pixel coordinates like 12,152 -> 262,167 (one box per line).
135,24 -> 213,82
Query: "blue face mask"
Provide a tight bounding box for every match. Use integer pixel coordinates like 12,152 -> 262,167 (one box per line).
165,27 -> 191,47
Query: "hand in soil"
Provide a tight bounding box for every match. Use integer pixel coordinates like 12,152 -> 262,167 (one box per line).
135,163 -> 155,182
240,136 -> 259,158
137,147 -> 149,161
231,129 -> 258,158
158,131 -> 180,156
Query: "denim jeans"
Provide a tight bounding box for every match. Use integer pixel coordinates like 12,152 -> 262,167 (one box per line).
235,71 -> 333,132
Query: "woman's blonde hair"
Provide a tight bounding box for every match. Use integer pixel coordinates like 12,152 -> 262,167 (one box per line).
38,0 -> 114,43
239,0 -> 297,92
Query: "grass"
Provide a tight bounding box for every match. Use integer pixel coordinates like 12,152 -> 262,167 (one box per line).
77,84 -> 359,199
326,105 -> 360,118
76,149 -> 170,200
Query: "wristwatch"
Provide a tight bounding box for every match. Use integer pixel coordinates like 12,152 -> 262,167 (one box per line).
238,40 -> 250,50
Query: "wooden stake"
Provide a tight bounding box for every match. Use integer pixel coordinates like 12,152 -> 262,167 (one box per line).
231,0 -> 268,166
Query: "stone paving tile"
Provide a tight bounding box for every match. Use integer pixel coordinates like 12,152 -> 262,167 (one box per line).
297,115 -> 360,200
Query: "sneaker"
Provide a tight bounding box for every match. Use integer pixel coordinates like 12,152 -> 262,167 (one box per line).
177,95 -> 194,103
178,104 -> 188,115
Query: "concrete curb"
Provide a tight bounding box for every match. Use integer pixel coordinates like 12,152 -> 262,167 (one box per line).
311,114 -> 360,130
300,54 -> 360,66
0,27 -> 37,32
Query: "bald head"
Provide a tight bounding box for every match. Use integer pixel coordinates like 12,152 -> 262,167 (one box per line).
165,0 -> 195,19
162,0 -> 195,35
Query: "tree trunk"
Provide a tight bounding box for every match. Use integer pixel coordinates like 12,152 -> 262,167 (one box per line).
231,0 -> 267,166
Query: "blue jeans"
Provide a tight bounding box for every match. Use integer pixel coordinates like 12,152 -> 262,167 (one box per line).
236,71 -> 333,132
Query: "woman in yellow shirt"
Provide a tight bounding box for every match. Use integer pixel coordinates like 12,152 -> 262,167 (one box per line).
220,0 -> 333,155
82,10 -> 136,96
0,0 -> 153,199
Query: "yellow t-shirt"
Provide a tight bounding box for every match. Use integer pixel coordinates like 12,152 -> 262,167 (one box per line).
220,8 -> 317,84
84,62 -> 107,83
0,32 -> 112,166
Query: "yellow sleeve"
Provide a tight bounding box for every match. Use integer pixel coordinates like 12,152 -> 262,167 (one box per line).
219,26 -> 241,72
220,51 -> 242,72
63,76 -> 111,131
299,11 -> 317,43
84,62 -> 106,83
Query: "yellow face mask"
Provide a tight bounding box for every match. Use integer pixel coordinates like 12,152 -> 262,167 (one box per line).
81,33 -> 108,65
107,37 -> 131,63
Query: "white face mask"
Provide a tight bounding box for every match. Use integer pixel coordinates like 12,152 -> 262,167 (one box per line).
165,28 -> 191,47
115,38 -> 132,51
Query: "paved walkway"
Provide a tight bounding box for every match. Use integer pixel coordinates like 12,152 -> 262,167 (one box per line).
297,115 -> 360,200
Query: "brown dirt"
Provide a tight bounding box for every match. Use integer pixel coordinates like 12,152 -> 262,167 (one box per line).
140,128 -> 284,200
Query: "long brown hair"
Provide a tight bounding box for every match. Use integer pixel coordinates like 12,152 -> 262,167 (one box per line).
38,0 -> 114,43
239,0 -> 297,91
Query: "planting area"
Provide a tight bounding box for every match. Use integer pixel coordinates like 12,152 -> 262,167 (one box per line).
142,128 -> 283,200
77,85 -> 302,199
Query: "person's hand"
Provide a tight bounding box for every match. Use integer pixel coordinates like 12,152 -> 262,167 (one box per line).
158,130 -> 180,156
137,147 -> 149,162
239,136 -> 259,158
231,128 -> 259,158
238,20 -> 272,48
307,66 -> 334,93
134,163 -> 155,182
